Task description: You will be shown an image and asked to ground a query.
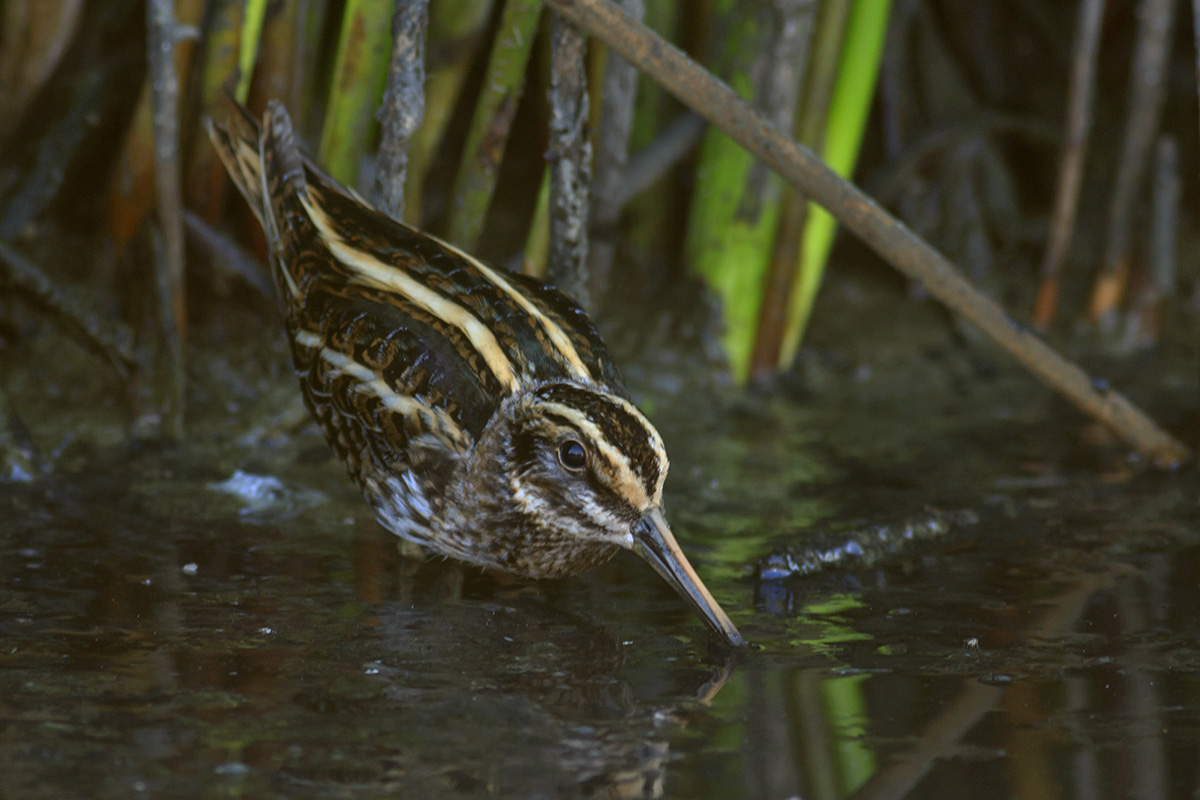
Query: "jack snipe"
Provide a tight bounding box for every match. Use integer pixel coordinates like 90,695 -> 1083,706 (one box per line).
208,101 -> 743,646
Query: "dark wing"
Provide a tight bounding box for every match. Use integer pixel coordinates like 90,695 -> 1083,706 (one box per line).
211,99 -> 629,467
297,177 -> 626,395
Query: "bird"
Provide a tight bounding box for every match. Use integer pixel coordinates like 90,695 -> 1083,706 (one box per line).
207,101 -> 744,647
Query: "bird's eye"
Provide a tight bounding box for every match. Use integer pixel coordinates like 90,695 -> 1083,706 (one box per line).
558,440 -> 587,471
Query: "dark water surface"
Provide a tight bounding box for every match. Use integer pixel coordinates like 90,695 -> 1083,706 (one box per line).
3,367 -> 1199,800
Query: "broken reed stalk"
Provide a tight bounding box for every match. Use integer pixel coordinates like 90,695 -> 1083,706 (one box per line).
289,0 -> 332,132
374,0 -> 429,221
1032,0 -> 1106,332
1087,0 -> 1176,330
250,0 -> 300,111
185,0 -> 265,221
541,0 -> 1191,468
445,0 -> 542,249
588,0 -> 644,300
147,0 -> 187,439
546,14 -> 592,311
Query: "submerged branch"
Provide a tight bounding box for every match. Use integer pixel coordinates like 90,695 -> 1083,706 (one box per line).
541,0 -> 1191,467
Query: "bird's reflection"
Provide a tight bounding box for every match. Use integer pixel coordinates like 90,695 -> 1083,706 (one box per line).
4,480 -> 737,800
359,557 -> 735,798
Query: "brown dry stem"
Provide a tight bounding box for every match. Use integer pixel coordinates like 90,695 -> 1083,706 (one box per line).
542,0 -> 1191,468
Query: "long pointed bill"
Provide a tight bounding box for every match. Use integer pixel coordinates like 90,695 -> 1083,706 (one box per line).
632,507 -> 746,647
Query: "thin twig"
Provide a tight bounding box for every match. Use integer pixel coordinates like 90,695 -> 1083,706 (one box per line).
374,0 -> 428,221
588,0 -> 643,300
1088,0 -> 1177,330
614,111 -> 706,208
0,239 -> 135,382
1032,0 -> 1106,332
547,14 -> 592,310
1151,136 -> 1179,300
147,0 -> 187,439
542,0 -> 1191,467
182,211 -> 274,301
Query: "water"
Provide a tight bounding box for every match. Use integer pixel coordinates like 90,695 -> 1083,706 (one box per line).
3,329 -> 1199,799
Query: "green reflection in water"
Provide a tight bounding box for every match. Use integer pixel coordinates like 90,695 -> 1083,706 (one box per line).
824,673 -> 875,796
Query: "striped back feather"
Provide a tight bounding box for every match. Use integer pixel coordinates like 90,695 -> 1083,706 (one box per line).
206,101 -> 630,446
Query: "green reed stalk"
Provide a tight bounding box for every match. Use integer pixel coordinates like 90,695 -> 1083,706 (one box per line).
237,0 -> 269,99
446,0 -> 543,249
747,0 -> 845,379
318,0 -> 395,188
250,0 -> 304,115
293,0 -> 333,133
186,0 -> 266,219
778,0 -> 891,369
404,0 -> 496,225
823,673 -> 875,794
522,169 -> 551,276
684,0 -> 808,383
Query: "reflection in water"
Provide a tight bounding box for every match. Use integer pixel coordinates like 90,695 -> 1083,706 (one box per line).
0,470 -> 738,799
4,405 -> 1200,798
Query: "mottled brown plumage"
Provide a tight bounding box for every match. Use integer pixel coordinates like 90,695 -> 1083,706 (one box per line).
207,101 -> 743,646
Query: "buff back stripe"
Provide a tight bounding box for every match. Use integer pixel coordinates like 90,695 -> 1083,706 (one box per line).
426,234 -> 594,383
299,193 -> 521,394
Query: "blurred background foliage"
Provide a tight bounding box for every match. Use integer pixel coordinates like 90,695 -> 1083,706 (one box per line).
0,0 -> 1196,416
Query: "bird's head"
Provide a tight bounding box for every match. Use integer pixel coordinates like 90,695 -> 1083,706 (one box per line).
474,381 -> 744,646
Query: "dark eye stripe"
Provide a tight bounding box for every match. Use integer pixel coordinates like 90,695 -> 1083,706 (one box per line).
533,384 -> 661,492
